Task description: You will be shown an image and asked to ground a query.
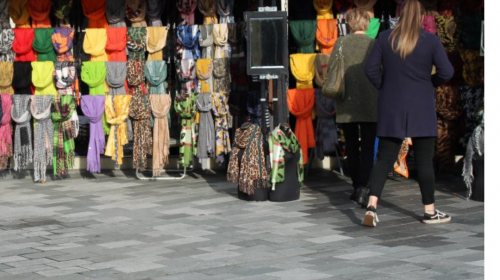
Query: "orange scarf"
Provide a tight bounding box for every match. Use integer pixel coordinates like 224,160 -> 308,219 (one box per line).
316,19 -> 338,54
287,88 -> 316,164
28,0 -> 51,28
106,27 -> 127,61
314,0 -> 334,19
9,0 -> 31,27
82,0 -> 108,28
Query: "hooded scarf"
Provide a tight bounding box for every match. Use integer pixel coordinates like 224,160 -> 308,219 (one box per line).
196,93 -> 214,159
52,28 -> 75,61
316,19 -> 338,54
290,54 -> 316,89
82,0 -> 108,28
32,62 -> 57,95
314,53 -> 330,87
227,123 -> 268,195
127,60 -> 146,95
0,94 -> 12,169
177,0 -> 197,25
53,0 -> 73,27
196,58 -> 213,94
33,28 -> 57,62
217,0 -> 234,22
105,94 -> 131,165
106,27 -> 128,61
314,89 -> 338,160
28,0 -> 52,28
81,61 -> 107,95
174,93 -> 197,168
129,91 -> 152,171
150,94 -> 171,176
287,88 -> 315,164
213,58 -> 230,93
11,95 -> 33,171
146,26 -> 168,61
145,61 -> 167,94
147,0 -> 165,26
107,0 -> 126,27
8,0 -> 30,27
0,0 -> 10,28
0,61 -> 14,94
13,28 -> 36,62
367,18 -> 381,39
0,29 -> 15,61
106,62 -> 127,95
126,0 -> 147,27
176,59 -> 196,94
213,23 -> 228,59
12,62 -> 32,95
212,92 -> 231,165
314,0 -> 334,19
31,95 -> 53,182
290,20 -> 317,53
51,95 -> 76,176
127,27 -> 147,61
84,28 -> 108,61
199,24 -> 215,59
177,25 -> 201,60
81,95 -> 106,173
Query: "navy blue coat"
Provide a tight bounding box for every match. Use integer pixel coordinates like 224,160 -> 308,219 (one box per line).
364,29 -> 454,140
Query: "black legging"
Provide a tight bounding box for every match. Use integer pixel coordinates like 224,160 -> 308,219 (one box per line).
343,123 -> 377,189
369,137 -> 436,205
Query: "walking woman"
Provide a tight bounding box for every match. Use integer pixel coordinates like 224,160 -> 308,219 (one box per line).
363,0 -> 454,227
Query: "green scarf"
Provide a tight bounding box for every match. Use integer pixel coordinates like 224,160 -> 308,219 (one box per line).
51,95 -> 76,176
174,93 -> 197,168
269,125 -> 304,190
145,61 -> 168,94
81,61 -> 109,134
33,28 -> 57,61
290,20 -> 317,53
367,18 -> 381,39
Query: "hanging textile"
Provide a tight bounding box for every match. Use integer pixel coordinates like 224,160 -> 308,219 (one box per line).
150,94 -> 171,176
177,0 -> 198,25
53,0 -> 74,27
460,49 -> 484,88
13,28 -> 36,62
127,27 -> 147,61
389,16 -> 399,30
314,0 -> 334,19
422,15 -> 437,35
314,89 -> 337,160
53,61 -> 79,107
269,125 -> 304,190
212,92 -> 231,164
0,29 -> 15,61
290,54 -> 316,89
146,26 -> 168,61
213,24 -> 228,59
198,0 -> 216,20
32,62 -> 57,95
463,115 -> 484,199
75,30 -> 90,62
316,19 -> 338,54
247,90 -> 261,125
435,14 -> 460,52
196,58 -> 213,94
12,62 -> 32,95
106,27 -> 128,62
0,0 -> 10,29
31,95 -> 53,182
147,0 -> 165,26
174,93 -> 197,168
81,95 -> 105,173
84,28 -> 108,61
82,0 -> 109,28
11,95 -> 32,171
126,0 -> 147,27
81,61 -> 107,95
107,0 -> 126,27
460,86 -> 483,146
145,61 -> 168,94
367,18 -> 381,39
337,14 -> 350,37
129,92 -> 152,171
217,0 -> 234,22
287,88 -> 315,164
314,53 -> 330,87
177,25 -> 201,60
105,94 -> 131,165
33,28 -> 57,62
8,0 -> 30,28
127,60 -> 146,95
0,94 -> 12,170
52,28 -> 75,61
0,61 -> 14,95
51,95 -> 76,176
28,0 -> 51,28
106,62 -> 127,95
290,20 -> 317,54
196,93 -> 215,160
227,123 -> 267,195
176,59 -> 196,94
213,58 -> 230,94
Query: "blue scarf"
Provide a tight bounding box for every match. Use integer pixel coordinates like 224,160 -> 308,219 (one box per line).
177,25 -> 201,59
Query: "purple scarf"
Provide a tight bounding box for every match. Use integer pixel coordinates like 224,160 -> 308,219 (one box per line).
81,95 -> 106,173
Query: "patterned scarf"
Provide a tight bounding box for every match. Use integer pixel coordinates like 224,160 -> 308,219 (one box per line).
28,0 -> 52,28
460,49 -> 484,88
463,115 -> 484,199
0,0 -> 10,28
0,29 -> 15,61
0,94 -> 12,169
290,54 -> 316,89
53,62 -> 76,97
11,95 -> 32,171
212,92 -> 231,165
145,61 -> 167,95
107,0 -> 126,26
32,61 -> 57,95
460,86 -> 484,146
227,124 -> 267,195
81,95 -> 105,173
176,59 -> 196,94
196,58 -> 213,93
314,53 -> 330,87
213,24 -> 228,59
199,24 -> 215,59
287,88 -> 316,164
106,27 -> 127,61
316,19 -> 338,54
12,62 -> 31,95
8,0 -> 30,27
196,93 -> 214,159
33,28 -> 57,62
147,26 -> 168,61
314,0 -> 334,19
127,27 -> 147,61
52,28 -> 75,61
81,61 -> 107,95
129,92 -> 152,171
105,94 -> 131,165
106,62 -> 127,95
177,0 -> 197,25
290,20 -> 317,54
127,60 -> 146,95
269,125 -> 304,190
217,0 -> 234,20
126,0 -> 147,27
53,0 -> 74,27
31,95 -> 53,182
177,25 -> 201,60
82,0 -> 108,28
247,90 -> 261,125
436,14 -> 459,52
84,28 -> 108,61
390,16 -> 399,29
147,0 -> 165,26
422,15 -> 437,35
150,94 -> 171,176
13,28 -> 36,62
394,138 -> 412,178
213,58 -> 230,94
314,89 -> 337,160
174,93 -> 197,167
51,95 -> 76,176
198,0 -> 216,17
0,61 -> 14,94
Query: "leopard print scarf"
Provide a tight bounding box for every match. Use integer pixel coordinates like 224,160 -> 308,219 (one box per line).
129,92 -> 152,171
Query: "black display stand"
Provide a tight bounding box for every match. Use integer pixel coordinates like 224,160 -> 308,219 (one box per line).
269,150 -> 301,202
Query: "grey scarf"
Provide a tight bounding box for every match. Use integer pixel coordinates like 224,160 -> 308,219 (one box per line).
217,0 -> 234,18
106,62 -> 127,95
0,29 -> 15,61
199,24 -> 215,59
315,89 -> 338,160
0,1 -> 9,29
11,95 -> 32,171
31,95 -> 54,183
196,93 -> 215,159
463,113 -> 484,200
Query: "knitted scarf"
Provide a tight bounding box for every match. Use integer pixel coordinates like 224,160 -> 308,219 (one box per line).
146,26 -> 168,61
269,125 -> 304,190
177,0 -> 197,25
31,95 -> 53,182
199,24 -> 215,59
247,90 -> 261,125
32,62 -> 57,95
84,28 -> 108,61
126,0 -> 147,27
105,94 -> 131,165
0,0 -> 10,28
147,0 -> 165,26
13,28 -> 36,62
81,95 -> 105,173
196,58 -> 213,93
145,61 -> 167,94
82,0 -> 108,28
314,54 -> 330,87
290,54 -> 316,89
52,28 -> 75,61
463,118 -> 484,199
196,93 -> 214,159
107,0 -> 126,26
81,61 -> 107,95
217,0 -> 234,20
11,95 -> 33,171
314,0 -> 334,19
12,62 -> 32,95
314,89 -> 337,160
106,27 -> 128,62
127,27 -> 147,61
227,124 -> 267,194
177,25 -> 201,60
290,20 -> 317,54
213,23 -> 228,59
316,19 -> 338,54
212,92 -> 231,165
213,58 -> 230,94
287,88 -> 315,164
0,94 -> 12,169
0,29 -> 15,61
127,60 -> 146,95
51,95 -> 76,176
0,61 -> 14,94
150,94 -> 171,176
129,92 -> 152,171
53,0 -> 73,27
106,62 -> 127,95
8,0 -> 30,27
176,59 -> 196,94
367,18 -> 380,39
28,0 -> 52,28
33,28 -> 57,62
174,93 -> 197,168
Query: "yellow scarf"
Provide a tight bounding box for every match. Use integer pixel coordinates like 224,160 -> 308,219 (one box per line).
0,62 -> 14,95
105,95 -> 131,165
9,0 -> 31,27
290,54 -> 317,89
213,24 -> 228,59
83,28 -> 108,61
146,26 -> 168,61
314,0 -> 334,19
196,58 -> 213,94
32,62 -> 57,95
204,16 -> 218,24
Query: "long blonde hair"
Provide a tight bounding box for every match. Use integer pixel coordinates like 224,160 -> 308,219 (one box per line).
389,0 -> 424,59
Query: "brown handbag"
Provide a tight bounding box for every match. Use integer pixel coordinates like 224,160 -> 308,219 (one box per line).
322,37 -> 345,100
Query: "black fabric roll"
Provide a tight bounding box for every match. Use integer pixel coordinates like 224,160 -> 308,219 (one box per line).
106,0 -> 126,24
13,62 -> 32,95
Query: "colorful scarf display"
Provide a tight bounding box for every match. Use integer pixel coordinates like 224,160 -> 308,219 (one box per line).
177,25 -> 201,60
177,0 -> 197,25
13,28 -> 36,62
0,62 -> 14,94
147,0 -> 165,26
12,62 -> 32,95
81,61 -> 107,95
11,95 -> 33,171
129,92 -> 152,171
146,26 -> 168,61
196,58 -> 213,93
32,62 -> 57,95
127,60 -> 146,95
212,92 -> 231,165
367,18 -> 381,39
174,93 -> 197,168
8,0 -> 30,27
84,28 -> 108,61
314,89 -> 337,160
199,24 -> 214,59
127,27 -> 147,61
81,95 -> 106,173
290,54 -> 316,89
287,88 -> 316,164
145,61 -> 167,94
176,59 -> 196,94
196,93 -> 214,159
213,23 -> 228,59
31,95 -> 53,182
33,28 -> 57,62
269,125 -> 304,190
316,19 -> 338,54
106,62 -> 127,95
0,29 -> 15,61
51,95 -> 76,176
213,58 -> 230,93
106,27 -> 127,61
0,94 -> 12,170
52,28 -> 75,61
126,0 -> 147,27
82,0 -> 109,28
290,20 -> 317,54
150,94 -> 171,176
314,0 -> 334,19
28,0 -> 52,28
105,94 -> 131,165
107,0 -> 126,27
314,53 -> 330,87
53,0 -> 74,27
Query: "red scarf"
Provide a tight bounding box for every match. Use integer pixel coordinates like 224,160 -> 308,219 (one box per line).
106,27 -> 127,61
13,28 -> 36,62
28,0 -> 52,28
82,0 -> 108,28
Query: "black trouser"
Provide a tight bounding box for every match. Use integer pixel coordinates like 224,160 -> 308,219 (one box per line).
369,137 -> 436,205
342,123 -> 377,189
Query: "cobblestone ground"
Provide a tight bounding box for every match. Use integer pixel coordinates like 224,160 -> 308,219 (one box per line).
0,169 -> 484,280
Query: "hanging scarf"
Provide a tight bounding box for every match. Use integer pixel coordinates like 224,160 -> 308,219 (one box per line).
33,28 -> 57,62
31,95 -> 53,182
147,26 -> 168,61
196,58 -> 213,93
314,89 -> 337,160
395,0 -> 406,17
8,0 -> 30,27
287,88 -> 315,164
106,62 -> 127,95
290,54 -> 316,89
81,61 -> 107,95
145,61 -> 167,94
52,28 -> 75,61
0,0 -> 10,28
217,0 -> 234,20
316,19 -> 338,54
53,61 -> 77,102
196,93 -> 214,160
213,58 -> 230,93
290,20 -> 317,54
51,95 -> 76,176
177,0 -> 197,25
107,0 -> 126,26
247,90 -> 261,125
106,27 -> 128,62
212,92 -> 231,165
198,0 -> 216,18
314,0 -> 334,19
463,118 -> 484,199
314,53 -> 330,87
11,95 -> 32,171
126,0 -> 147,27
177,25 -> 201,60
0,94 -> 12,169
0,29 -> 15,61
176,59 -> 196,94
147,0 -> 165,26
422,15 -> 437,35
105,94 -> 131,165
227,123 -> 267,194
199,24 -> 214,59
82,0 -> 108,28
127,27 -> 147,61
28,0 -> 51,28
213,23 -> 228,59
174,93 -> 197,168
367,18 -> 381,39
12,62 -> 32,95
0,61 -> 14,94
81,95 -> 105,173
389,16 -> 399,30
269,124 -> 304,190
84,28 -> 108,61
204,15 -> 218,24
129,92 -> 152,171
53,0 -> 74,27
127,60 -> 146,95
150,94 -> 171,176
436,14 -> 459,52
32,62 -> 57,95
13,28 -> 36,62
460,49 -> 484,88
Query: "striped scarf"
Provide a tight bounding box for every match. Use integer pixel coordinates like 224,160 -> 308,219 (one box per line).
0,94 -> 12,170
31,95 -> 53,182
127,27 -> 147,61
51,95 -> 76,176
212,92 -> 231,165
129,92 -> 152,171
52,28 -> 75,61
11,95 -> 33,171
150,94 -> 171,176
174,93 -> 197,168
0,29 -> 15,61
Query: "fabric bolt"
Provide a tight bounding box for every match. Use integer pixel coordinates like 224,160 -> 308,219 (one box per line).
196,93 -> 214,159
212,92 -> 231,165
177,25 -> 201,60
213,24 -> 228,59
84,28 -> 108,61
127,60 -> 146,95
106,27 -> 128,61
81,61 -> 107,95
176,59 -> 196,94
196,58 -> 213,94
106,62 -> 127,95
422,15 -> 437,35
287,88 -> 315,164
150,94 -> 171,176
28,0 -> 51,28
316,19 -> 338,54
0,29 -> 15,61
199,24 -> 215,59
213,58 -> 230,93
126,0 -> 147,27
290,54 -> 316,89
290,20 -> 317,53
146,26 -> 168,61
177,0 -> 197,25
81,95 -> 105,173
12,62 -> 32,95
13,28 -> 36,62
217,0 -> 233,21
33,28 -> 57,62
52,28 -> 75,61
145,61 -> 168,94
51,95 -> 76,176
53,62 -> 76,96
53,0 -> 74,27
460,49 -> 484,88
174,93 -> 197,167
314,0 -> 334,19
11,95 -> 32,171
82,0 -> 108,28
107,0 -> 126,26
315,89 -> 337,160
0,61 -> 14,94
32,62 -> 57,95
129,92 -> 152,171
147,0 -> 165,26
367,18 -> 381,39
314,53 -> 330,87
8,0 -> 30,27
0,0 -> 10,28
105,94 -> 131,164
0,94 -> 12,169
31,95 -> 53,181
127,27 -> 147,61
